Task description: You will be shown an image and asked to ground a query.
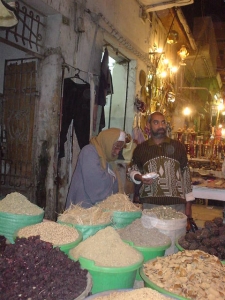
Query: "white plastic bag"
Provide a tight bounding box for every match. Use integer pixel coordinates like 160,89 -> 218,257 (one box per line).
141,211 -> 187,255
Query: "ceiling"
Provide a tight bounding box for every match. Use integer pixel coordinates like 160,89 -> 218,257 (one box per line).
139,0 -> 194,12
156,8 -> 193,53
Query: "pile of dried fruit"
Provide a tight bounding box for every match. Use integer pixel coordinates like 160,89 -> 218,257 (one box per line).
58,205 -> 112,225
0,236 -> 89,299
142,249 -> 225,300
178,217 -> 225,259
17,221 -> 79,246
97,193 -> 141,212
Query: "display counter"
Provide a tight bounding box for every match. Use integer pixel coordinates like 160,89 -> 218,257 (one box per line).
192,185 -> 225,201
192,177 -> 225,202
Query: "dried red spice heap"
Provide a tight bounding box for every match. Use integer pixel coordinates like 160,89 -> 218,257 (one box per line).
0,236 -> 88,299
178,217 -> 225,260
0,235 -> 6,253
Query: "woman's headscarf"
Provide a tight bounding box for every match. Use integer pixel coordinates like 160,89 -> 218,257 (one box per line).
90,128 -> 125,192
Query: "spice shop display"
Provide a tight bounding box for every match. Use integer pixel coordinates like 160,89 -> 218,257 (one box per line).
141,249 -> 225,300
0,236 -> 90,299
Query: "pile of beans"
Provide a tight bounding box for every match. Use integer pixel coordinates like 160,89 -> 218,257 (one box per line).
17,221 -> 79,246
0,236 -> 88,299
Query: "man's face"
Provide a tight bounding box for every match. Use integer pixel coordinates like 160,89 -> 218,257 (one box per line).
150,113 -> 167,138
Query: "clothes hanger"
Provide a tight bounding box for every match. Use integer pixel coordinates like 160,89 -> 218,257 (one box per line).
69,69 -> 89,84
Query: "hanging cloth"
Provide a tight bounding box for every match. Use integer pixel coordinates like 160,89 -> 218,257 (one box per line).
132,112 -> 146,144
96,48 -> 113,132
58,78 -> 90,158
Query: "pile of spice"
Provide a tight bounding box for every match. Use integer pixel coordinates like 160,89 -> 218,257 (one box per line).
117,218 -> 171,247
97,193 -> 141,212
58,205 -> 112,225
0,236 -> 89,299
143,206 -> 185,220
0,192 -> 43,215
17,221 -> 79,246
69,226 -> 143,267
143,249 -> 225,300
92,287 -> 172,300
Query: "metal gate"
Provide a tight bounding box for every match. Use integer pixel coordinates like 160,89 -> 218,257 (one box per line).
0,58 -> 38,199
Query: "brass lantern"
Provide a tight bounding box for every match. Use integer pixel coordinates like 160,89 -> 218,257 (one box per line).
177,45 -> 189,65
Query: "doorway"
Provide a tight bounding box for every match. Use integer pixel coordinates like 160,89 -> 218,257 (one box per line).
0,58 -> 38,199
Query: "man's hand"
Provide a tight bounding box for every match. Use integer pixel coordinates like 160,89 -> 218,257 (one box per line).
187,217 -> 198,233
134,174 -> 153,185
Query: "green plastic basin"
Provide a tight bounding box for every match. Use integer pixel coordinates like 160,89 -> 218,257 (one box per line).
57,220 -> 112,240
0,210 -> 44,244
112,210 -> 142,229
140,265 -> 190,300
55,229 -> 83,255
68,254 -> 144,294
124,240 -> 171,280
175,237 -> 184,251
124,240 -> 172,262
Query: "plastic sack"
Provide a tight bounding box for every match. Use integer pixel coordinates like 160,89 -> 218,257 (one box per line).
0,211 -> 44,244
58,220 -> 112,240
141,212 -> 187,255
112,211 -> 142,229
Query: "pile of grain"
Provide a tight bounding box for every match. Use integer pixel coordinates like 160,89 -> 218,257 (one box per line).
143,206 -> 185,220
117,218 -> 171,247
0,192 -> 43,215
92,287 -> 171,300
58,205 -> 112,225
17,221 -> 79,246
97,193 -> 141,212
69,226 -> 142,267
143,250 -> 225,300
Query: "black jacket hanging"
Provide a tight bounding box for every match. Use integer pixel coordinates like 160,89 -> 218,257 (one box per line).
59,78 -> 90,158
96,48 -> 113,132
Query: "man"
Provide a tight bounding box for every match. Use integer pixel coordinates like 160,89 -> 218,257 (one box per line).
129,111 -> 195,218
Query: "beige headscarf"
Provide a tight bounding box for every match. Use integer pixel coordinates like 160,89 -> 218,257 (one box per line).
90,128 -> 125,192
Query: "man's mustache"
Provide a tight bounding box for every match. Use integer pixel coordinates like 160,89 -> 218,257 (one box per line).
157,128 -> 166,133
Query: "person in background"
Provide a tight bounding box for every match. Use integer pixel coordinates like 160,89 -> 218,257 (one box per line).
128,111 -> 195,220
65,128 -> 126,209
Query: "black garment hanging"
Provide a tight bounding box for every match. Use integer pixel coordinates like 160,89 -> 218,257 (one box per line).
59,78 -> 90,158
96,48 -> 113,132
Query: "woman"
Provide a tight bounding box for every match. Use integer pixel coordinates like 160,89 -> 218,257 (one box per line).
65,128 -> 126,208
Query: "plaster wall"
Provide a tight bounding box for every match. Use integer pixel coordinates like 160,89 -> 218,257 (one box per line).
0,0 -> 169,218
